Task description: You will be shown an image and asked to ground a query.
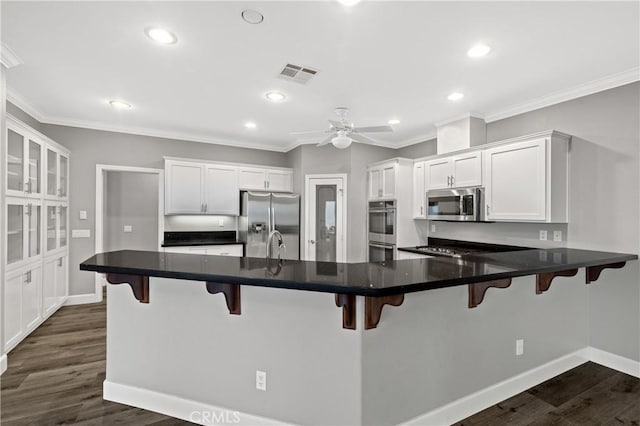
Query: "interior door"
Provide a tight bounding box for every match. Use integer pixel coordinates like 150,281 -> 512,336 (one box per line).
306,177 -> 345,262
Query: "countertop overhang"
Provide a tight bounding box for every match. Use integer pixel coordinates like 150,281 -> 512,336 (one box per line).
80,248 -> 637,297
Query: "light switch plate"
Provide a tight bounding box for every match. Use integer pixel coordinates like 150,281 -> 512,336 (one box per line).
79,210 -> 88,220
430,224 -> 436,233
539,230 -> 548,241
124,225 -> 133,233
72,229 -> 91,238
553,230 -> 562,242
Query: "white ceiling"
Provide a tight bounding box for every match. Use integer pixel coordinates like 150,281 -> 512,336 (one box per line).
2,1 -> 639,152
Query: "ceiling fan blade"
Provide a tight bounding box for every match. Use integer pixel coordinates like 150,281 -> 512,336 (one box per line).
328,119 -> 346,129
353,125 -> 393,133
317,134 -> 334,147
290,129 -> 330,135
349,133 -> 378,144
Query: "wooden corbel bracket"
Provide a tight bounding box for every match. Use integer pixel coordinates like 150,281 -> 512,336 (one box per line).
365,294 -> 404,330
468,278 -> 512,308
586,262 -> 626,284
106,273 -> 149,303
536,269 -> 579,294
335,294 -> 356,330
206,282 -> 241,315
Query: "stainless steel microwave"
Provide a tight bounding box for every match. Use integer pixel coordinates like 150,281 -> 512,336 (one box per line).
427,187 -> 486,221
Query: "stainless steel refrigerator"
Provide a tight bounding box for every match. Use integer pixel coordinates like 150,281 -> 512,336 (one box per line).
239,191 -> 300,260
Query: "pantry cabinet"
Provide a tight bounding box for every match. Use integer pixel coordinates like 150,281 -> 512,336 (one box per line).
483,133 -> 569,222
412,161 -> 426,219
3,115 -> 70,355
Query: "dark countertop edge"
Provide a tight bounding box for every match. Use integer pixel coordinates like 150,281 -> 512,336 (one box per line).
161,240 -> 245,247
80,252 -> 638,297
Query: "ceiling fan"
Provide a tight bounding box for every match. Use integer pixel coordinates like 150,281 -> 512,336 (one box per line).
291,107 -> 393,149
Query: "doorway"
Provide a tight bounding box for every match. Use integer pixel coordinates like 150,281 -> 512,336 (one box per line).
304,174 -> 347,262
94,165 -> 163,301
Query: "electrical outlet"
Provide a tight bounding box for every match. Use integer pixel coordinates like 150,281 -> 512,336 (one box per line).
430,224 -> 436,233
516,339 -> 524,356
123,225 -> 133,233
256,370 -> 266,391
539,230 -> 547,241
218,218 -> 225,227
553,230 -> 562,242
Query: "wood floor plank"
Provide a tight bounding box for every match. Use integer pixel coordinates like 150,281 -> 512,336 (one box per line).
452,392 -> 555,426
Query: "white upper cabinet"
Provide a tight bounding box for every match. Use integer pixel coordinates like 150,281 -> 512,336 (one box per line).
368,162 -> 398,200
238,167 -> 293,192
6,199 -> 42,268
425,152 -> 482,190
483,133 -> 568,222
412,161 -> 426,219
45,146 -> 69,201
165,160 -> 205,214
6,124 -> 44,199
204,165 -> 239,215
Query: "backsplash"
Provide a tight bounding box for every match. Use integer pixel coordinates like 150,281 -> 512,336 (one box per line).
415,220 -> 569,249
164,215 -> 237,232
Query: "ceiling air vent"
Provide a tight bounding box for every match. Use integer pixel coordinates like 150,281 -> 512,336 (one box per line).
278,63 -> 318,85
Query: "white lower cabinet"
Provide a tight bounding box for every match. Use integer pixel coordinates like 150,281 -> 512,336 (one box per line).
4,263 -> 43,352
164,244 -> 243,257
43,255 -> 68,316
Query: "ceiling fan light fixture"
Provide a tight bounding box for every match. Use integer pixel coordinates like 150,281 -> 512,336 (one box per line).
332,134 -> 352,149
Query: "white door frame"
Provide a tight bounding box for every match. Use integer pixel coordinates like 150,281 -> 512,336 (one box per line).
94,164 -> 164,301
304,174 -> 347,262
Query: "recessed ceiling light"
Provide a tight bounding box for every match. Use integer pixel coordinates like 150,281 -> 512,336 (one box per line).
447,92 -> 464,101
108,100 -> 132,109
265,91 -> 286,102
467,43 -> 491,58
388,119 -> 400,125
241,9 -> 264,24
144,27 -> 177,45
337,0 -> 361,6
244,121 -> 257,129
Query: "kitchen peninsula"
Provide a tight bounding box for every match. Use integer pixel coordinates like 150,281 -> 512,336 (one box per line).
80,248 -> 637,425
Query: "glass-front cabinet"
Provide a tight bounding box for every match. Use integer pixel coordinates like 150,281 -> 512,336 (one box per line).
45,147 -> 68,200
6,124 -> 43,198
45,202 -> 68,254
6,198 -> 42,268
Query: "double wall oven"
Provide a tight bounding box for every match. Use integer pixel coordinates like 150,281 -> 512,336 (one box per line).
368,200 -> 396,262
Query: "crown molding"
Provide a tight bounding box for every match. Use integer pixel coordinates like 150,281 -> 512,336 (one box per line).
6,88 -> 46,121
394,130 -> 438,149
434,112 -> 485,128
1,43 -> 23,68
484,67 -> 640,123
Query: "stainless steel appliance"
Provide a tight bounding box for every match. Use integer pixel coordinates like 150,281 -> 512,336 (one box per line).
427,187 -> 485,222
368,241 -> 396,263
368,200 -> 396,244
239,191 -> 300,260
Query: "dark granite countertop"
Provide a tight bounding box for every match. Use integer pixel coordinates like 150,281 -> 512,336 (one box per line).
80,248 -> 637,297
161,231 -> 244,248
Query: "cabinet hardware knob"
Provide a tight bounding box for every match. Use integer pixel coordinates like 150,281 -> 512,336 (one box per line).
309,240 -> 316,244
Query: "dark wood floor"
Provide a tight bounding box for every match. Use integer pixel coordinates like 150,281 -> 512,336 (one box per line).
2,295 -> 638,425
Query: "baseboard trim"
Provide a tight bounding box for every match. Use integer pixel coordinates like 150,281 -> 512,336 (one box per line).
589,347 -> 640,378
0,354 -> 7,375
401,349 -> 591,426
64,293 -> 102,306
103,381 -> 289,426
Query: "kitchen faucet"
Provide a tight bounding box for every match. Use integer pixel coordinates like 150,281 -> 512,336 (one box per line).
267,230 -> 286,261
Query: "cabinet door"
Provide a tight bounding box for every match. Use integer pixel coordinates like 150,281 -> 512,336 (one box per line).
46,148 -> 58,197
59,205 -> 68,249
452,152 -> 482,188
46,204 -> 59,253
26,203 -> 42,259
4,269 -> 23,350
206,244 -> 243,257
266,170 -> 292,192
204,166 -> 239,215
43,257 -> 58,315
7,127 -> 26,196
6,202 -> 25,265
239,168 -> 267,190
165,162 -> 204,214
369,169 -> 382,199
425,159 -> 452,190
26,138 -> 43,197
484,138 -> 547,221
55,255 -> 68,302
22,266 -> 42,332
381,165 -> 396,198
58,154 -> 69,199
412,162 -> 426,219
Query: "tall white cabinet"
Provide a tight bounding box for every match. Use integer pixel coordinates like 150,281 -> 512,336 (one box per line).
3,115 -> 70,353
